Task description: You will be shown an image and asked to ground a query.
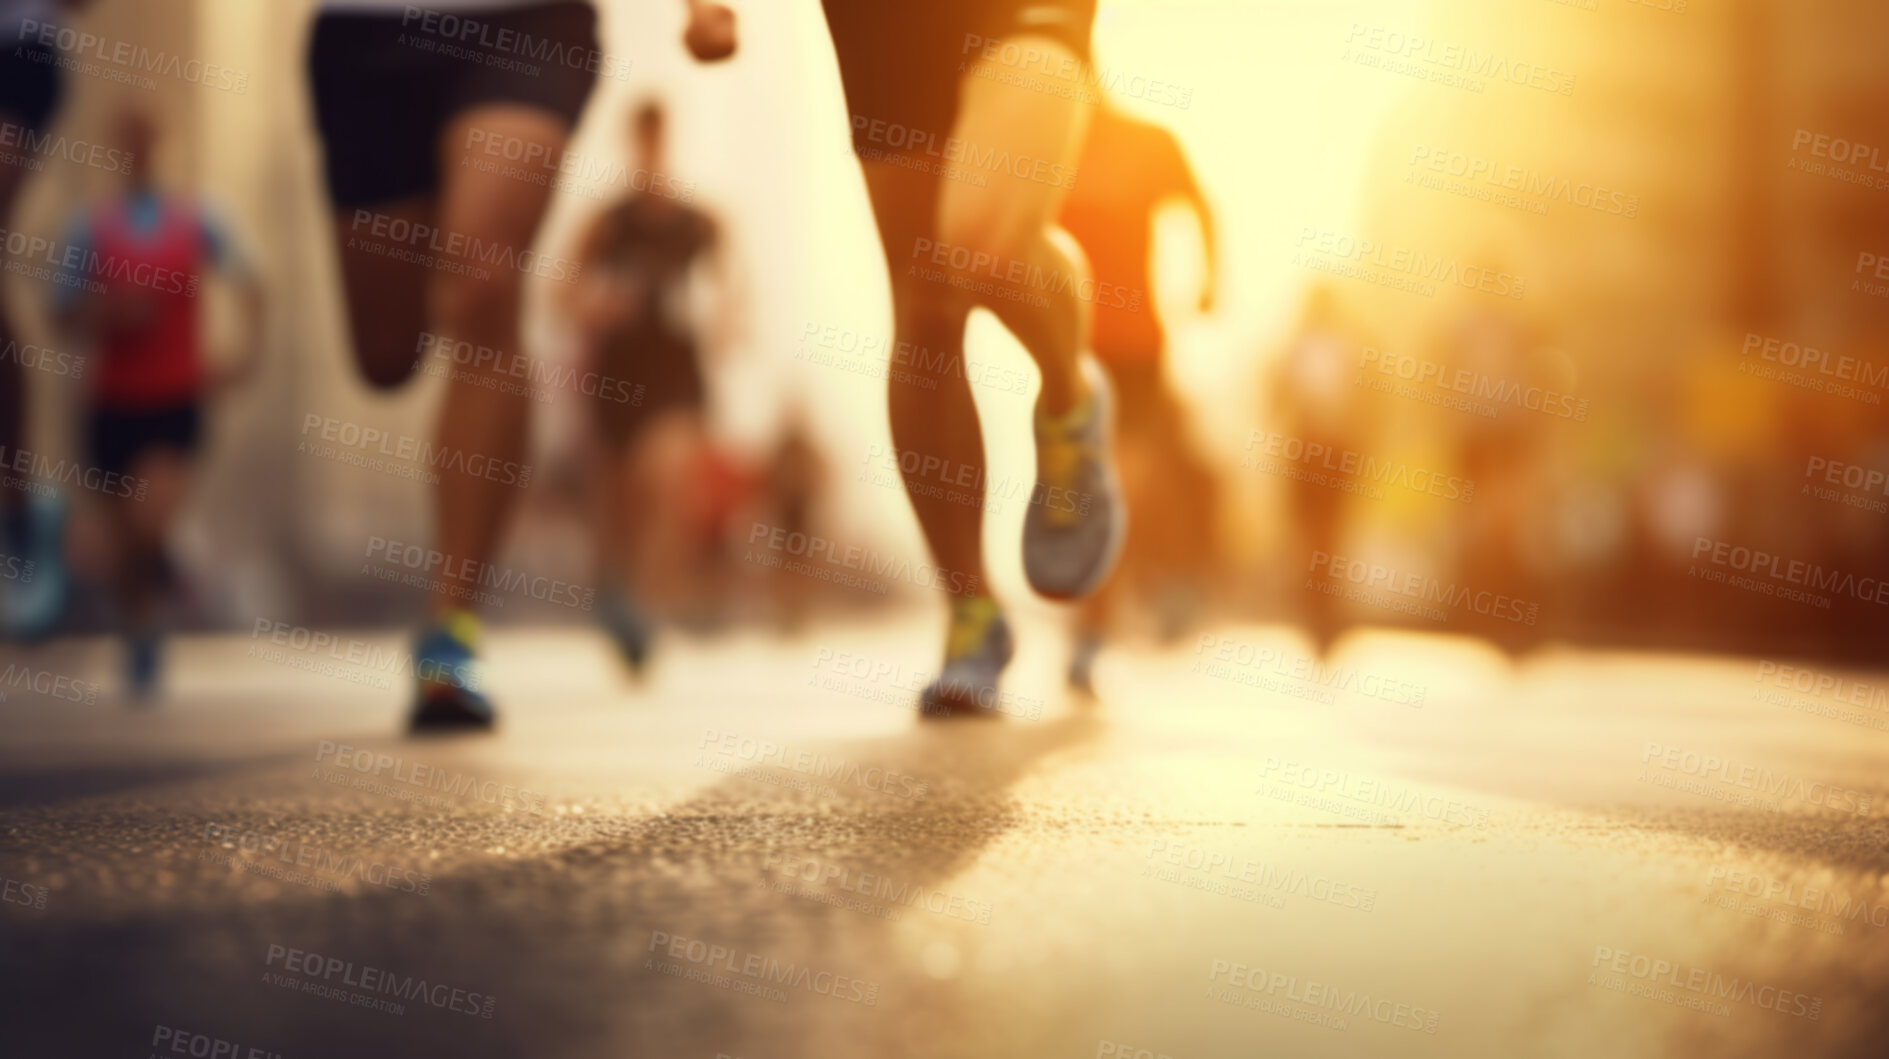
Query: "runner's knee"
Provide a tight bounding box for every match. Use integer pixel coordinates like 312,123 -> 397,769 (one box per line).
431,269 -> 523,363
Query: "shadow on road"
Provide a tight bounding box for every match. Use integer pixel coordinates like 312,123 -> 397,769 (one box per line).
0,709 -> 1104,1059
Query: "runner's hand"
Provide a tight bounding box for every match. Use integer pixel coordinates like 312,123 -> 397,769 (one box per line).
684,2 -> 737,62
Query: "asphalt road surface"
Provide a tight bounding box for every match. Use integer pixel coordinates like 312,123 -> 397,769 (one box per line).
3,613 -> 1887,1058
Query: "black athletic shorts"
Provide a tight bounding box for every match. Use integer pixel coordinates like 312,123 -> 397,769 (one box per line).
308,1 -> 600,206
823,0 -> 1097,158
88,403 -> 202,479
593,327 -> 704,450
0,41 -> 63,132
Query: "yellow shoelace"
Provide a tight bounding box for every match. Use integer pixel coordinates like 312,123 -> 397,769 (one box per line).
1038,394 -> 1095,528
945,596 -> 1002,661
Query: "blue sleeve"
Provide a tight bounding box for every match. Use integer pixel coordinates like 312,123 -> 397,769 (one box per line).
52,213 -> 93,314
197,204 -> 250,278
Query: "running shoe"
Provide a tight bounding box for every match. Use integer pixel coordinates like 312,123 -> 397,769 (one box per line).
1022,356 -> 1126,600
409,610 -> 495,732
1067,632 -> 1101,697
0,490 -> 69,642
920,596 -> 1013,720
600,587 -> 654,674
126,628 -> 162,702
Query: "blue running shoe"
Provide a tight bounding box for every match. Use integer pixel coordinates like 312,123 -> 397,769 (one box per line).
409,610 -> 495,732
1,489 -> 69,643
126,629 -> 162,702
920,596 -> 1013,720
1022,356 -> 1126,601
599,588 -> 654,674
1067,632 -> 1101,697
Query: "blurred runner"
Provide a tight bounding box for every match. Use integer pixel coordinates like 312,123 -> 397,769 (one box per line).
1269,285 -> 1373,653
307,0 -> 735,730
756,406 -> 827,631
0,0 -> 88,641
565,100 -> 735,668
1428,293 -> 1562,649
52,109 -> 264,697
1057,102 -> 1219,694
822,0 -> 1124,718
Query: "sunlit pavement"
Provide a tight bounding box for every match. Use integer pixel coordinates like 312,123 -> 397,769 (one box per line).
3,614 -> 1887,1058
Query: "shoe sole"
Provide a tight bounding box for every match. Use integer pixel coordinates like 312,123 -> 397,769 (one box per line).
918,693 -> 1006,720
409,686 -> 496,733
918,622 -> 1015,721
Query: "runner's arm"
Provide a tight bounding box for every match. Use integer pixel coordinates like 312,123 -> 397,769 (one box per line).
49,213 -> 97,338
200,207 -> 266,391
698,213 -> 746,362
1177,156 -> 1217,314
